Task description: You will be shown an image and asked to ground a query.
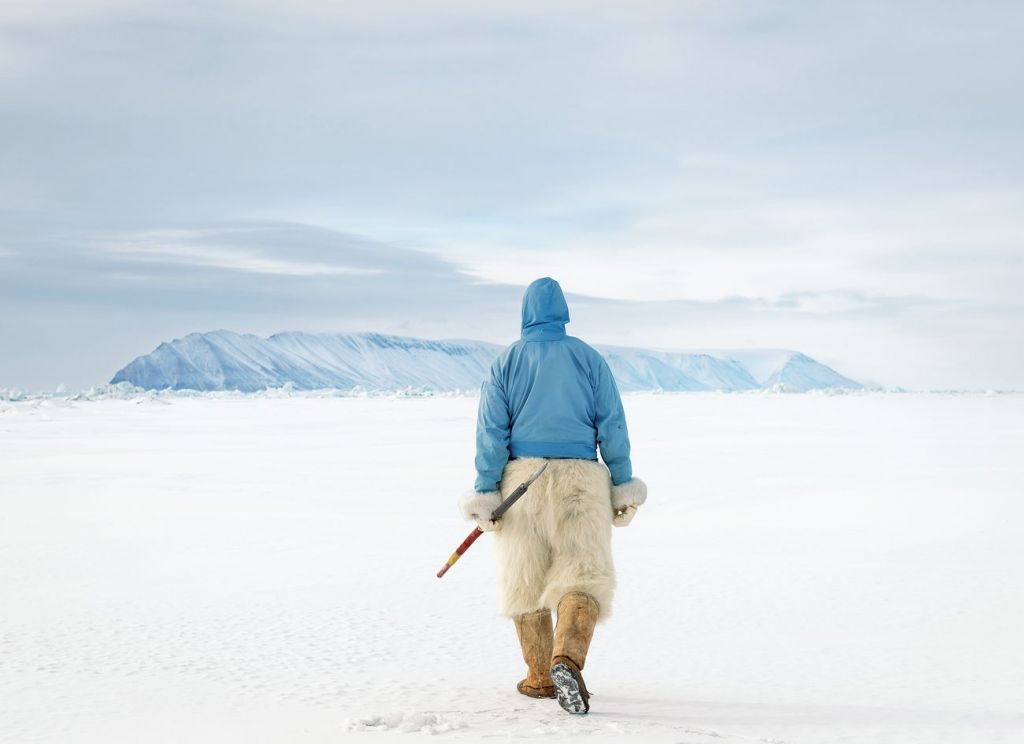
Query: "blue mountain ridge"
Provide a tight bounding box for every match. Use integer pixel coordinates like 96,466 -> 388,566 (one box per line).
110,330 -> 864,393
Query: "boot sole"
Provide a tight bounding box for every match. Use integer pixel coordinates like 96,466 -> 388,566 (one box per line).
550,661 -> 589,714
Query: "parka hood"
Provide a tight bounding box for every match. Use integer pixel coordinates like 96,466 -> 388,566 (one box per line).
521,277 -> 570,338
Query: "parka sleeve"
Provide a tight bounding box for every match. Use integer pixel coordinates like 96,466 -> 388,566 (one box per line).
474,360 -> 512,492
593,356 -> 633,486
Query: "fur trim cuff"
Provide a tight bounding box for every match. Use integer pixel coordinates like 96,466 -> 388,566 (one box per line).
460,490 -> 502,521
610,478 -> 647,510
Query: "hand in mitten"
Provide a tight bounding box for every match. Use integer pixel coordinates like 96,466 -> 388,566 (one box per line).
460,490 -> 503,532
613,503 -> 638,527
611,478 -> 647,528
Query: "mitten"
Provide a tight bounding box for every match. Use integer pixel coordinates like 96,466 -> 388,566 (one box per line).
610,478 -> 647,528
460,490 -> 503,532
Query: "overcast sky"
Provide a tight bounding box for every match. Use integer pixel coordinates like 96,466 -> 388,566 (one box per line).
2,0 -> 1022,390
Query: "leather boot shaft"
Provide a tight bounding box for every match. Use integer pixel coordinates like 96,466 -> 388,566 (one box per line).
552,591 -> 599,670
513,609 -> 555,697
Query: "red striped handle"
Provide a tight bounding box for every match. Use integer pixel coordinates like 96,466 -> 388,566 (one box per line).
436,527 -> 484,578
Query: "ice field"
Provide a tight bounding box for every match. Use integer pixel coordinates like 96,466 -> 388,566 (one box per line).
1,392 -> 1022,743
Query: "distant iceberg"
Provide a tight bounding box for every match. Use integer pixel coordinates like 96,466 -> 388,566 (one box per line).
111,330 -> 864,393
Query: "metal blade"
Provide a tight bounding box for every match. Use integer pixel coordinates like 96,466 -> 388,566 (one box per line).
523,460 -> 549,487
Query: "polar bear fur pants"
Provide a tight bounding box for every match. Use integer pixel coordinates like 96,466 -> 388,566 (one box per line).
495,457 -> 615,620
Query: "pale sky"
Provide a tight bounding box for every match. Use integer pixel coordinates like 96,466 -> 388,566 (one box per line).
1,1 -> 1022,390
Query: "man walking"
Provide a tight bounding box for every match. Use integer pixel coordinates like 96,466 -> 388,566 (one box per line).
460,277 -> 647,714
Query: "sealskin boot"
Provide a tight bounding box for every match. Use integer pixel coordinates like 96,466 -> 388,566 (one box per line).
512,609 -> 556,698
549,591 -> 599,714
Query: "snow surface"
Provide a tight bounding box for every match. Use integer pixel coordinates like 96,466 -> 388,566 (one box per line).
108,330 -> 864,393
2,393 -> 1022,743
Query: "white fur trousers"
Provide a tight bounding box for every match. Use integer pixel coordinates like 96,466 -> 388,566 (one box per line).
494,457 -> 615,620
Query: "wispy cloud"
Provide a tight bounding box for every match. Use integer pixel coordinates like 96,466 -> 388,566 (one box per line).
104,229 -> 384,277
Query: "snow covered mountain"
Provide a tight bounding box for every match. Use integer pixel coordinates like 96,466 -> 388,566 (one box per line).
596,347 -> 760,392
110,330 -> 864,393
110,331 -> 502,393
723,349 -> 864,391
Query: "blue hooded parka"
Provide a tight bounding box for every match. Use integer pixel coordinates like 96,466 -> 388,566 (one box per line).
474,277 -> 633,492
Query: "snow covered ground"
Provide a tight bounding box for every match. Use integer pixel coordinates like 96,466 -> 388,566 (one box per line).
1,392 -> 1022,743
